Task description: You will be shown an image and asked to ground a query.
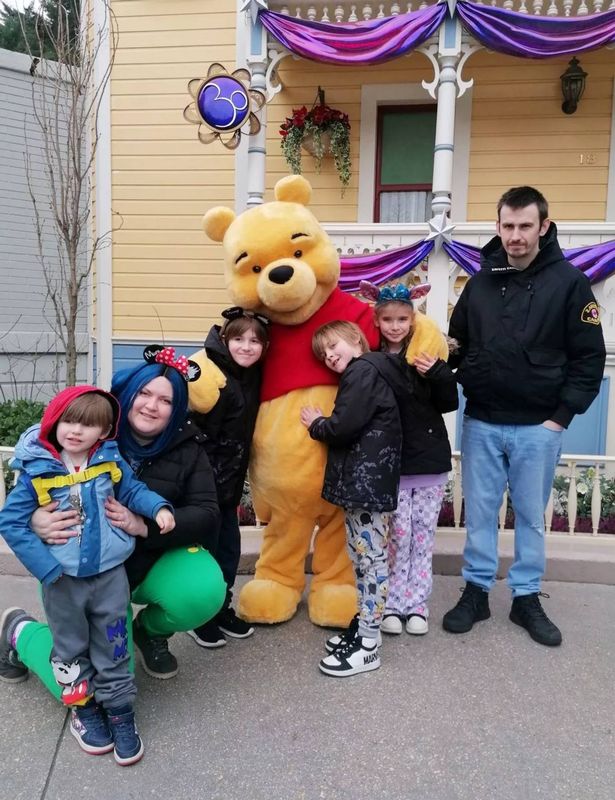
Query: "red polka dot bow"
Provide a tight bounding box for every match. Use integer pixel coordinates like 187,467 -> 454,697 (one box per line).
143,345 -> 201,382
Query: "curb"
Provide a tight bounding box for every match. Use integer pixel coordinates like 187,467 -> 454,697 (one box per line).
3,527 -> 615,585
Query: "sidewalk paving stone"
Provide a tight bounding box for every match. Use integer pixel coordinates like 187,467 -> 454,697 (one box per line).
1,574 -> 614,800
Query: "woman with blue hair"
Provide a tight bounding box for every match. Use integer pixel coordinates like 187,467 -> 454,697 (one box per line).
0,350 -> 225,692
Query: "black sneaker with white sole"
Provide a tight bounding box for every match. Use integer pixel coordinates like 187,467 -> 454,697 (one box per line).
217,608 -> 255,639
132,615 -> 178,679
187,621 -> 226,649
319,631 -> 381,677
0,607 -> 35,683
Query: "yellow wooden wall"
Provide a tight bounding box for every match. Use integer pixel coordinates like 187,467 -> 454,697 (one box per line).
110,0 -> 236,341
467,49 -> 614,222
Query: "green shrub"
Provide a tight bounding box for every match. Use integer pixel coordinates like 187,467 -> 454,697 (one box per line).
0,400 -> 45,447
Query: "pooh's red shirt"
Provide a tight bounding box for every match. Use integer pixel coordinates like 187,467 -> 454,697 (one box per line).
261,288 -> 379,402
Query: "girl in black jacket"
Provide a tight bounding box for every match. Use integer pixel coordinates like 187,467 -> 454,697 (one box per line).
189,307 -> 269,648
361,281 -> 458,638
300,321 -> 404,678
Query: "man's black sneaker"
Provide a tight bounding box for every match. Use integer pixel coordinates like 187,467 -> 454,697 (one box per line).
217,608 -> 255,639
442,582 -> 491,633
187,621 -> 226,649
0,607 -> 34,683
107,705 -> 144,766
133,615 -> 178,679
509,592 -> 562,647
70,701 -> 114,755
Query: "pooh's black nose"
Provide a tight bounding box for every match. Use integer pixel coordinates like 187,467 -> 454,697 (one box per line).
268,265 -> 294,284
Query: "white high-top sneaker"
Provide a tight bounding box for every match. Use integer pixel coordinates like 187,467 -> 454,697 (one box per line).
319,631 -> 381,677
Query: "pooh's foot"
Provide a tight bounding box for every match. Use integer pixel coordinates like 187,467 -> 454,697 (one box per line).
308,584 -> 358,628
237,579 -> 301,624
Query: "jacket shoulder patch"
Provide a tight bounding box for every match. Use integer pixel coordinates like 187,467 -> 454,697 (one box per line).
581,301 -> 601,325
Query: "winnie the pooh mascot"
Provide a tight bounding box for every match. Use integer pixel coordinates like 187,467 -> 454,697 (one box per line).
189,175 -> 447,627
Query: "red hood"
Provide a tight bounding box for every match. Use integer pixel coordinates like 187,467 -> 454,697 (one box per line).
40,385 -> 121,460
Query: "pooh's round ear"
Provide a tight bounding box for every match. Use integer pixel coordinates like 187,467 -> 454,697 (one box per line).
274,175 -> 312,206
203,207 -> 236,242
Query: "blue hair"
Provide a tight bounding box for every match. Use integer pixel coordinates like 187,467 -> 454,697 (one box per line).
111,362 -> 188,465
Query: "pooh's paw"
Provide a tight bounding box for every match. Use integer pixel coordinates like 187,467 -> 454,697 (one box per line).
187,349 -> 227,414
308,584 -> 358,628
237,579 -> 301,624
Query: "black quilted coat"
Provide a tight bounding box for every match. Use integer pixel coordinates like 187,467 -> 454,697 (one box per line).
125,417 -> 220,588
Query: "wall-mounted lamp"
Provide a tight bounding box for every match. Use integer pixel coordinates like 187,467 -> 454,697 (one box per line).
560,57 -> 587,115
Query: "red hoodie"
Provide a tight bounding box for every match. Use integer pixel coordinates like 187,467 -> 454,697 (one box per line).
261,288 -> 380,402
39,385 -> 121,461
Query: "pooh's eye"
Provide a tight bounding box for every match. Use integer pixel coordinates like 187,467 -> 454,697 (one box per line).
294,250 -> 302,259
252,266 -> 261,273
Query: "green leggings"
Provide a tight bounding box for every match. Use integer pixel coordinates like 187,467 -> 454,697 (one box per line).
15,546 -> 226,702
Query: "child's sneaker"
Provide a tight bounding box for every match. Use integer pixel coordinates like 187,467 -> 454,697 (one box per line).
406,614 -> 429,635
319,631 -> 381,678
107,705 -> 144,766
0,607 -> 34,683
325,616 -> 382,653
381,614 -> 403,635
187,622 -> 226,649
70,702 -> 114,755
217,608 -> 255,639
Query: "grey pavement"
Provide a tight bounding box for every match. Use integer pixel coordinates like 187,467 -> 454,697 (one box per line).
1,573 -> 614,800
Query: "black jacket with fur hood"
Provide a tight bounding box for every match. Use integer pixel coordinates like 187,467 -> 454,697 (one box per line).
309,352 -> 404,513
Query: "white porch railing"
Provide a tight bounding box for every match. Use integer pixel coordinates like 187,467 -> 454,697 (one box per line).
447,452 -> 615,536
269,0 -> 614,20
1,447 -> 614,536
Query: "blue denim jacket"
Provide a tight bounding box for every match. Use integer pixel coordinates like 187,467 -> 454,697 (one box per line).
0,425 -> 171,585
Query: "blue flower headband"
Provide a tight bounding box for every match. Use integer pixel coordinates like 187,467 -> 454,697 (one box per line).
359,280 -> 431,307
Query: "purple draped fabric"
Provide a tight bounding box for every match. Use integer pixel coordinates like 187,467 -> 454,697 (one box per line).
456,0 -> 615,58
339,238 -> 615,288
443,238 -> 615,283
339,240 -> 434,291
258,5 -> 447,66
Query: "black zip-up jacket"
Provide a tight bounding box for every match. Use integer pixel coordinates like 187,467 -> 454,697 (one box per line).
395,354 -> 458,475
125,417 -> 220,588
309,352 -> 404,512
191,326 -> 261,508
449,222 -> 606,427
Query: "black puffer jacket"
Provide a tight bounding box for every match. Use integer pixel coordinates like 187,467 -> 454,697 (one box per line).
309,352 -> 404,512
395,355 -> 458,475
449,223 -> 606,427
191,326 -> 261,507
125,417 -> 220,588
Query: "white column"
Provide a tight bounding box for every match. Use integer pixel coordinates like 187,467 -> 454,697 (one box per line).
425,17 -> 462,327
245,5 -> 269,208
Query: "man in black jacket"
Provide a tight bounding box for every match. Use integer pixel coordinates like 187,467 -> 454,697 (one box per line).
443,186 -> 606,646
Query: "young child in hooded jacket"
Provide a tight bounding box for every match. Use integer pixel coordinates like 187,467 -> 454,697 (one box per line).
0,386 -> 174,766
188,306 -> 269,648
360,280 -> 458,636
300,320 -> 406,678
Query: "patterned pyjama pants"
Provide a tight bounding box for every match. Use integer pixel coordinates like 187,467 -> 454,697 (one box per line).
385,485 -> 445,619
344,508 -> 389,639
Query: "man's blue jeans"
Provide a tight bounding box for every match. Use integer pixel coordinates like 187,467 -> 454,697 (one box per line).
460,417 -> 563,597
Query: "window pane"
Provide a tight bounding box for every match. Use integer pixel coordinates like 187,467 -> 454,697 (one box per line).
380,110 -> 436,186
380,191 -> 432,223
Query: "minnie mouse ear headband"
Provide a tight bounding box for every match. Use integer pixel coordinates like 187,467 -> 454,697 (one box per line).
359,280 -> 431,307
221,306 -> 270,328
143,345 -> 202,382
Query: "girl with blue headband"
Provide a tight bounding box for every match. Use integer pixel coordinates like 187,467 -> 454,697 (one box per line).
360,281 -> 458,637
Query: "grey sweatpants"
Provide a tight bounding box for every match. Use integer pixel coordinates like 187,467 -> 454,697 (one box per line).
41,564 -> 135,710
